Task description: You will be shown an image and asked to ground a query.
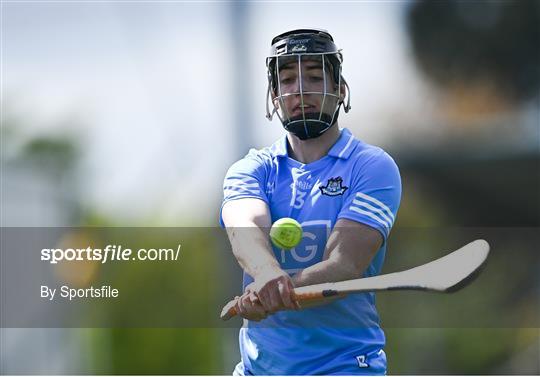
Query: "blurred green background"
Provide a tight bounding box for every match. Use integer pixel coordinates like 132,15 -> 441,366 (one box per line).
1,0 -> 538,374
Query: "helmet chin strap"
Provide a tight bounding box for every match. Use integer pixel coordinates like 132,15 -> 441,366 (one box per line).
281,108 -> 341,140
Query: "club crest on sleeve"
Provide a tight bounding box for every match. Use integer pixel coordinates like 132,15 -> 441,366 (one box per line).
319,177 -> 348,196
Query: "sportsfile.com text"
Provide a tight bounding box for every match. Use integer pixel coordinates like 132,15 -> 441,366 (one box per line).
40,244 -> 182,264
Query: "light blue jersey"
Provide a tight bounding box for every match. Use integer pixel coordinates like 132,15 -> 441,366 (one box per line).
221,128 -> 401,375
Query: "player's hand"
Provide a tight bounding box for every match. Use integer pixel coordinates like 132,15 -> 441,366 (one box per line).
234,291 -> 268,322
251,266 -> 300,313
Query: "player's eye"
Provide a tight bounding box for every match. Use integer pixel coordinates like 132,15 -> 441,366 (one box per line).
280,77 -> 295,85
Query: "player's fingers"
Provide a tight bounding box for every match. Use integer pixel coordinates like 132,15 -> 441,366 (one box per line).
236,295 -> 252,319
248,292 -> 260,306
278,281 -> 293,309
267,285 -> 285,313
235,296 -> 246,317
257,289 -> 273,312
288,281 -> 301,310
240,293 -> 267,321
232,296 -> 242,315
278,279 -> 294,309
248,295 -> 268,320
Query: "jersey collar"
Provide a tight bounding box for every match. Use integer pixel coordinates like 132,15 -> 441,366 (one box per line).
327,128 -> 355,159
272,128 -> 355,160
273,135 -> 289,157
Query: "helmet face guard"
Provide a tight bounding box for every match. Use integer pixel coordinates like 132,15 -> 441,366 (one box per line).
266,29 -> 351,140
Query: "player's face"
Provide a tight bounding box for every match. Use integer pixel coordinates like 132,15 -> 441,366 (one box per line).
273,56 -> 343,121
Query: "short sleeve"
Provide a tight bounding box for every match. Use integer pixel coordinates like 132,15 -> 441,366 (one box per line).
219,149 -> 270,227
338,150 -> 402,241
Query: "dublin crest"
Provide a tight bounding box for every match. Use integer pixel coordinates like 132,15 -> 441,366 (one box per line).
319,177 -> 348,196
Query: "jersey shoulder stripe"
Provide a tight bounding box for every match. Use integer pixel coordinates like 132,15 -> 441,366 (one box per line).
352,192 -> 395,225
338,140 -> 401,240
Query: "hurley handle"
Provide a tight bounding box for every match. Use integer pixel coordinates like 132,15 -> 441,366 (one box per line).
219,289 -> 337,321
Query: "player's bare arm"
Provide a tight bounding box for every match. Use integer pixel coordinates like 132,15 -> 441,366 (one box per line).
222,198 -> 298,318
292,219 -> 382,301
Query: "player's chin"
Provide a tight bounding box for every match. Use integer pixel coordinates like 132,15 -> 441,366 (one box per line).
286,112 -> 335,126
